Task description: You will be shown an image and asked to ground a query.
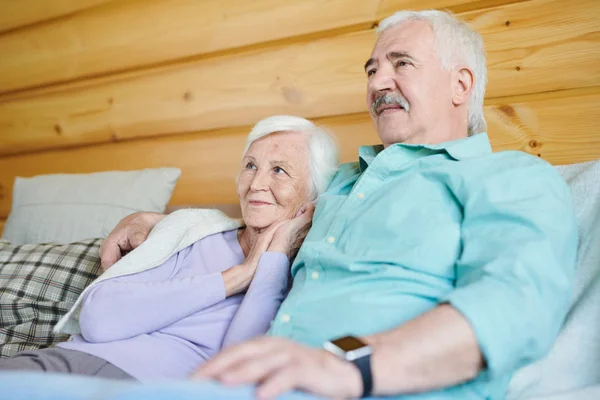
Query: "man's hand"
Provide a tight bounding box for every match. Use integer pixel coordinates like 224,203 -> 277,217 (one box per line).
99,212 -> 165,271
192,336 -> 362,400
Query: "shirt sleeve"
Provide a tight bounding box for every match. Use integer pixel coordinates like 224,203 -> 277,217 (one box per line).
221,252 -> 290,348
444,157 -> 578,379
79,268 -> 226,343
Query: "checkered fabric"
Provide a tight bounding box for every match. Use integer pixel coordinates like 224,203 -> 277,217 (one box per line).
0,239 -> 102,358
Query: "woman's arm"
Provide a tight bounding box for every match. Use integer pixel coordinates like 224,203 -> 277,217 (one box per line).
79,270 -> 227,343
221,252 -> 290,348
221,203 -> 314,348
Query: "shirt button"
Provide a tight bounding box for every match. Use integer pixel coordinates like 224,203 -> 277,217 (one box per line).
280,314 -> 291,323
357,192 -> 365,199
327,236 -> 335,244
311,271 -> 320,280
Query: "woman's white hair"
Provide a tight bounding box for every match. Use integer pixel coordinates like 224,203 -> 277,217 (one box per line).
378,10 -> 487,136
242,115 -> 339,200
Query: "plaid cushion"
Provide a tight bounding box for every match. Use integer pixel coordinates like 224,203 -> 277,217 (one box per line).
0,239 -> 102,358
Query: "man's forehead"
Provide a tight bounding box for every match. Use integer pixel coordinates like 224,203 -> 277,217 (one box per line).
370,20 -> 434,56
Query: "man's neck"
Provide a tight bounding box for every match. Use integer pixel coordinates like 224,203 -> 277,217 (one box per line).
385,126 -> 468,147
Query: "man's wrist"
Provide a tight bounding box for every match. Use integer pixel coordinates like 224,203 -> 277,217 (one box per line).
324,336 -> 374,397
343,355 -> 365,398
321,350 -> 363,399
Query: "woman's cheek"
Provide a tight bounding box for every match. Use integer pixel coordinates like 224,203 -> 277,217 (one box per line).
282,182 -> 307,217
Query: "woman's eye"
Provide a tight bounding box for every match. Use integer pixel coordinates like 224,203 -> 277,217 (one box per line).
245,162 -> 256,170
273,166 -> 286,174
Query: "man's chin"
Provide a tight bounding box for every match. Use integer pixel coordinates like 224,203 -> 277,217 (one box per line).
376,122 -> 414,146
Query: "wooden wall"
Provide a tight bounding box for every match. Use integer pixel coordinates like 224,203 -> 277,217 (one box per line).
1,0 -> 599,235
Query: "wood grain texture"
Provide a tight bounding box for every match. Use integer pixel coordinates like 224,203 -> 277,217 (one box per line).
0,0 -> 524,94
0,0 -> 597,157
465,0 -> 600,97
0,0 -> 113,33
0,219 -> 4,236
0,113 -> 379,218
1,91 -> 598,219
378,0 -> 527,16
0,0 -> 382,93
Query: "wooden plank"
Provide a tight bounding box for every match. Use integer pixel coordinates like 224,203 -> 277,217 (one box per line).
0,113 -> 379,219
486,91 -> 600,165
1,92 -> 598,219
0,219 -> 4,236
0,0 -> 381,94
0,0 -> 597,157
0,0 -> 517,95
465,0 -> 600,98
0,0 -> 113,34
378,0 -> 527,17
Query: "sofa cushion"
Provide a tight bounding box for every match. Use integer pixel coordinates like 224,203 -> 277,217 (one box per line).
0,239 -> 102,358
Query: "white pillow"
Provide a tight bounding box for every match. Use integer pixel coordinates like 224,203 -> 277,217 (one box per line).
507,159 -> 600,398
2,168 -> 181,245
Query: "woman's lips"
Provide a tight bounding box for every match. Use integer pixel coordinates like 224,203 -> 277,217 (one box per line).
248,200 -> 272,206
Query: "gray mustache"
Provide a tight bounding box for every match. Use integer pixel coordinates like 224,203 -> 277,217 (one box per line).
371,93 -> 410,116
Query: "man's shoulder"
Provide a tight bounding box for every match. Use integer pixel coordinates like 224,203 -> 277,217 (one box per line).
326,161 -> 361,188
466,150 -> 559,178
460,150 -> 571,199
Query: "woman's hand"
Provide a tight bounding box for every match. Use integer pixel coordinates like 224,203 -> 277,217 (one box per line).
268,202 -> 315,259
223,221 -> 286,297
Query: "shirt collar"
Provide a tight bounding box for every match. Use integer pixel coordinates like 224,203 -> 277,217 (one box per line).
358,133 -> 492,172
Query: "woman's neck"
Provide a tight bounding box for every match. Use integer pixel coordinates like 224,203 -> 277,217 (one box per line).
238,226 -> 262,258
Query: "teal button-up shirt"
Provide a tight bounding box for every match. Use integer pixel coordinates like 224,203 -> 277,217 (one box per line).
268,133 -> 578,399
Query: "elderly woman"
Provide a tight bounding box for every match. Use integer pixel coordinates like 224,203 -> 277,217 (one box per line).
0,115 -> 339,382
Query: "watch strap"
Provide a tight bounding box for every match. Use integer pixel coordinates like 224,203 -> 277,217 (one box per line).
352,352 -> 373,398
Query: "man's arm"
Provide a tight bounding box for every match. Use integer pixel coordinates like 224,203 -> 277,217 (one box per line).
100,212 -> 166,271
367,159 -> 579,395
364,304 -> 483,395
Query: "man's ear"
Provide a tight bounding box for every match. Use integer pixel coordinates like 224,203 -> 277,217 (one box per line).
452,67 -> 475,106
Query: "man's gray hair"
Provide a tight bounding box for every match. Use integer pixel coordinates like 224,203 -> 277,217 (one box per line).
378,10 -> 488,136
243,115 -> 339,199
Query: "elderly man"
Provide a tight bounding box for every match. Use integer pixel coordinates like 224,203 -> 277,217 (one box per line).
96,9 -> 576,400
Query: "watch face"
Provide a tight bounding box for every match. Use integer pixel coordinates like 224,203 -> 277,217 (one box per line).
331,336 -> 366,352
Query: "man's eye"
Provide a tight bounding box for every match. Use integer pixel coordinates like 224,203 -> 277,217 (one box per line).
367,69 -> 377,77
245,162 -> 256,170
396,60 -> 409,67
273,167 -> 286,174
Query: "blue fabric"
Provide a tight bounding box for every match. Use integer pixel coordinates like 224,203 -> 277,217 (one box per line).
268,133 -> 578,399
0,371 -> 485,399
0,372 -> 321,400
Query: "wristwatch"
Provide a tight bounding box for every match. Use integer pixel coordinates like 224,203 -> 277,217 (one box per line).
323,336 -> 373,398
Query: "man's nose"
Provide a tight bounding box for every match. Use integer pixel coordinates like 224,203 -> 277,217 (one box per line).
367,65 -> 396,95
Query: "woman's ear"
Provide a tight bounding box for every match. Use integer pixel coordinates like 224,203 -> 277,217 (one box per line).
452,67 -> 475,107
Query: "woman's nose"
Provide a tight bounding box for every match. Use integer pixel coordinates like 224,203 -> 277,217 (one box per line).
250,170 -> 269,191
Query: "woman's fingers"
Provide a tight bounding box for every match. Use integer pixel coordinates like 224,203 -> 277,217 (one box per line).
259,220 -> 288,249
247,220 -> 288,264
